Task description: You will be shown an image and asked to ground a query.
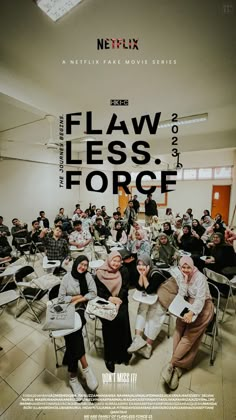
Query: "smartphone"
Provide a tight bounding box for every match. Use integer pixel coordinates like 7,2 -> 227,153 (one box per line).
180,307 -> 189,317
97,300 -> 109,305
53,305 -> 63,313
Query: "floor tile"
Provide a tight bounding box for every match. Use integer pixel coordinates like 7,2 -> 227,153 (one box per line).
4,322 -> 34,345
0,380 -> 18,416
5,357 -> 44,394
16,329 -> 48,356
0,346 -> 28,378
0,336 -> 15,358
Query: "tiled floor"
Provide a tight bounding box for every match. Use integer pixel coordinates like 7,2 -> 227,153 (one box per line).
0,257 -> 236,420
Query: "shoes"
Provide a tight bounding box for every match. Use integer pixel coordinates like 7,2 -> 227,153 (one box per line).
105,361 -> 115,373
69,377 -> 86,402
168,368 -> 179,390
82,366 -> 98,391
175,367 -> 183,378
161,363 -> 174,384
127,335 -> 146,353
137,343 -> 152,359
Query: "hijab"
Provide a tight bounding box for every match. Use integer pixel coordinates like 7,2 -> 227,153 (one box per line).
202,216 -> 212,228
182,224 -> 192,236
114,221 -> 123,242
192,219 -> 205,236
137,254 -> 155,280
71,255 -> 89,296
158,233 -> 176,264
96,251 -> 122,296
179,256 -> 199,284
182,213 -> 192,226
163,222 -> 174,235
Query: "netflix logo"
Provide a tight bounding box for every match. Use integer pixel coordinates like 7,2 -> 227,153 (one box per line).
97,38 -> 139,50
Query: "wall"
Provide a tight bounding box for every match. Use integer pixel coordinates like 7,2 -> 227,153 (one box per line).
0,159 -> 79,229
78,167 -> 118,214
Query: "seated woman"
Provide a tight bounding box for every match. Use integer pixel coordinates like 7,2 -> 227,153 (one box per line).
178,225 -> 204,256
95,251 -> 132,373
191,219 -> 205,238
152,233 -> 178,266
164,208 -> 175,225
126,230 -> 151,257
111,221 -> 128,245
205,232 -> 236,275
162,256 -> 214,390
58,255 -> 98,401
128,221 -> 148,241
163,222 -> 176,247
128,255 -> 172,359
150,216 -> 162,241
126,230 -> 152,285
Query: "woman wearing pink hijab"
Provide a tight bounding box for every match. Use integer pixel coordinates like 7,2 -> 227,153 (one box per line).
162,256 -> 214,390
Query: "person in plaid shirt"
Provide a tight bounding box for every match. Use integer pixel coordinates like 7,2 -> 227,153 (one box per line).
40,226 -> 69,262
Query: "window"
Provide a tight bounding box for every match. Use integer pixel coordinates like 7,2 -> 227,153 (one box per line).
198,168 -> 212,179
214,167 -> 232,179
183,169 -> 197,180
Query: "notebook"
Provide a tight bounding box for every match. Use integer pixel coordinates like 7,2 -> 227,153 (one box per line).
168,294 -> 197,322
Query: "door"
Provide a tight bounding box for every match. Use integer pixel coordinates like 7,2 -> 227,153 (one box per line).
211,185 -> 231,224
118,187 -> 130,215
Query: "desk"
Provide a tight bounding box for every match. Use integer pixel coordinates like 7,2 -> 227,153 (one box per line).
89,259 -> 104,274
0,264 -> 24,292
43,257 -> 60,272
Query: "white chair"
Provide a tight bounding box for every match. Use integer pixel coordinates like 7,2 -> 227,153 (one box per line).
0,264 -> 24,292
0,289 -> 19,315
203,281 -> 220,366
203,267 -> 236,322
49,311 -> 82,368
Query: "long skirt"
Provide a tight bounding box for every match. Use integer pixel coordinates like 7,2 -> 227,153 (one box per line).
171,299 -> 214,370
101,302 -> 132,363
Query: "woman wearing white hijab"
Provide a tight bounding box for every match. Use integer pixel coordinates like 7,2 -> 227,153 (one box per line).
162,256 -> 214,390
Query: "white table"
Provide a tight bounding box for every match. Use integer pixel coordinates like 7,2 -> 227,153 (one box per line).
70,246 -> 85,252
110,246 -> 124,252
89,260 -> 104,271
50,312 -> 82,337
0,265 -> 24,277
43,256 -> 60,270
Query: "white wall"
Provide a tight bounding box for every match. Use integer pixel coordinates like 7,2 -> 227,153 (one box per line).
78,167 -> 118,214
0,159 -> 79,229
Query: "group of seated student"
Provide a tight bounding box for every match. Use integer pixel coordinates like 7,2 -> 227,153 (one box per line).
1,204 -> 235,273
59,250 -> 215,400
0,204 -> 235,402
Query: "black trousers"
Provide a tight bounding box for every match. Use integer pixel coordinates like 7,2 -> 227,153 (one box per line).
63,309 -> 86,373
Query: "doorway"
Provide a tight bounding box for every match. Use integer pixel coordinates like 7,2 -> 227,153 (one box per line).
211,185 -> 231,224
118,187 -> 131,215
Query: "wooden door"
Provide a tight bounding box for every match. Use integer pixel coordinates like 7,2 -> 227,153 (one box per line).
118,187 -> 130,215
211,185 -> 231,224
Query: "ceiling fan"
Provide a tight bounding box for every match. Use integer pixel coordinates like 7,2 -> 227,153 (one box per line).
0,114 -> 99,150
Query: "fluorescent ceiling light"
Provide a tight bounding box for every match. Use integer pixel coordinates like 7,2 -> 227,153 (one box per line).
35,0 -> 82,22
159,113 -> 208,128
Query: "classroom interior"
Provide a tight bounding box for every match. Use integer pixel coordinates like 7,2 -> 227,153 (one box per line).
0,0 -> 236,419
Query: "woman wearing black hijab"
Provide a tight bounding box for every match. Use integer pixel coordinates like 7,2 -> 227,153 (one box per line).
192,219 -> 205,237
58,255 -> 98,401
205,233 -> 236,274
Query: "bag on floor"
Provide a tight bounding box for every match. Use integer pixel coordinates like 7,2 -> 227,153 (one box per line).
86,296 -> 118,321
157,276 -> 178,310
42,302 -> 75,331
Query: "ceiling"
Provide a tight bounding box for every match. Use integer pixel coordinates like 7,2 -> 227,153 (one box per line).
0,0 -> 235,166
